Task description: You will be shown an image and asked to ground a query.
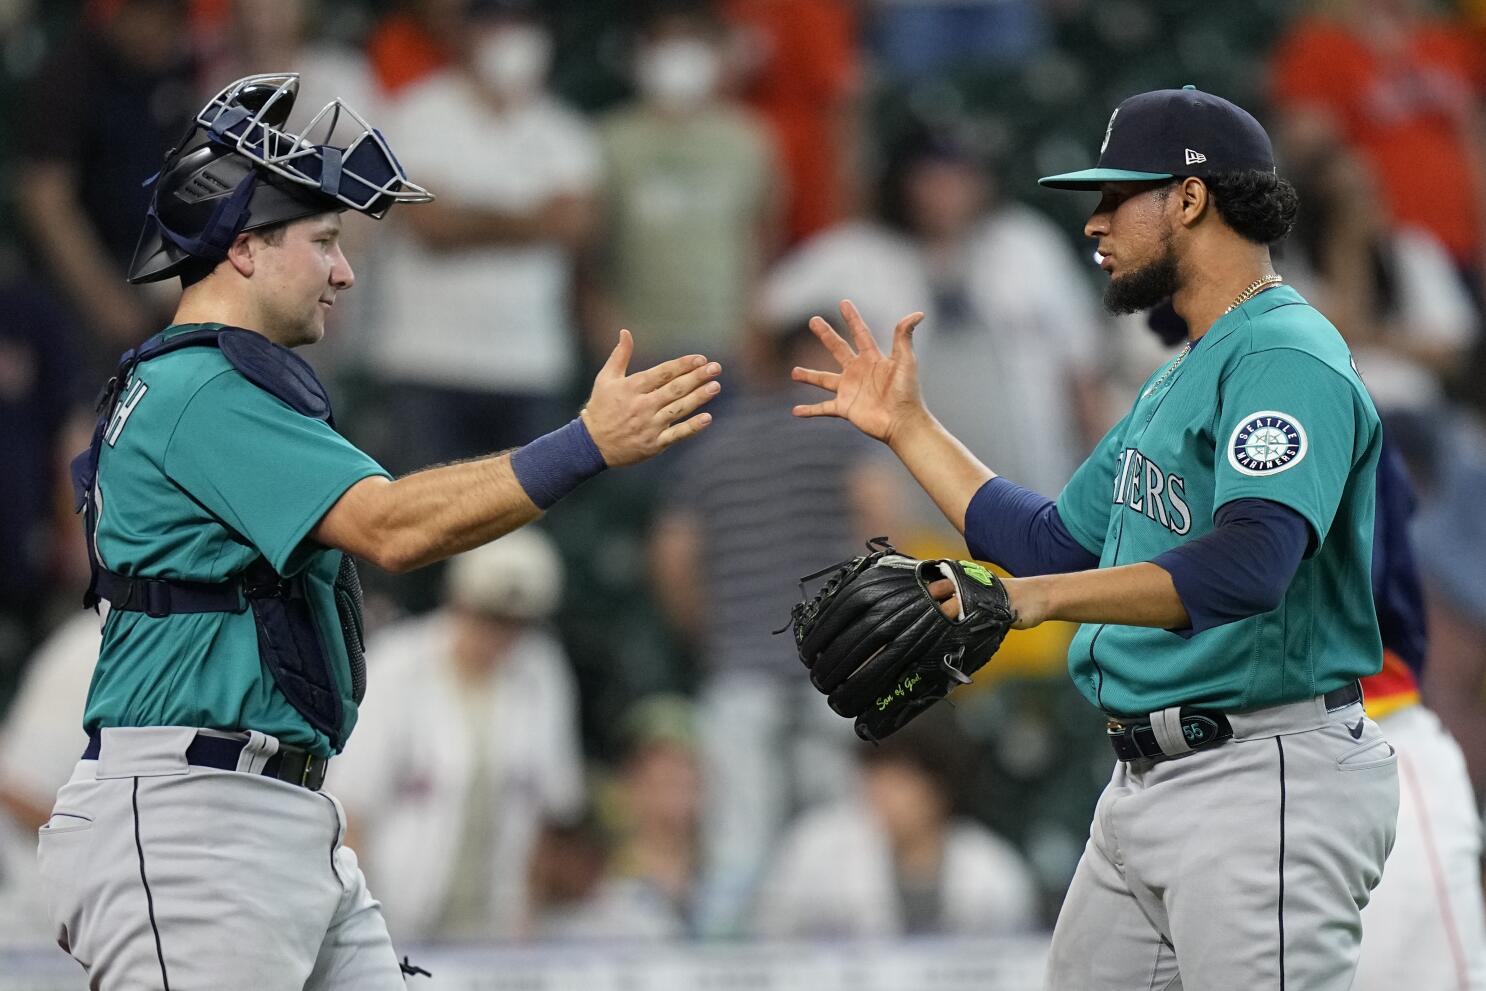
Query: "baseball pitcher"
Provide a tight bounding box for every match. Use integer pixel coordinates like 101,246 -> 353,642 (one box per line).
790,87 -> 1397,990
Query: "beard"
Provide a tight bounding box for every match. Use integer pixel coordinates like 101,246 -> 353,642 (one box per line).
1103,235 -> 1180,315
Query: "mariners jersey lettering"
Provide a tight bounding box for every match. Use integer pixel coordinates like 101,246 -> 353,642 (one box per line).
1056,287 -> 1382,715
1110,448 -> 1192,535
83,324 -> 390,756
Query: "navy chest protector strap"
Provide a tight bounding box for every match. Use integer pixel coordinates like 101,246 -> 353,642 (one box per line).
71,328 -> 363,751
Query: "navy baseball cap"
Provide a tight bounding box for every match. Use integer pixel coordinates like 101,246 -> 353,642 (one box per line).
1039,85 -> 1275,190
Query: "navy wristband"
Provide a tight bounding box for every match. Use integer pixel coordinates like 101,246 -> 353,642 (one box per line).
510,417 -> 608,509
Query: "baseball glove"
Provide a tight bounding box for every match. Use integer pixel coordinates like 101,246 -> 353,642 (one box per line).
786,538 -> 1015,742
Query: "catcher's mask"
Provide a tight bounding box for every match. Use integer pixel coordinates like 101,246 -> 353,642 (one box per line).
128,72 -> 434,284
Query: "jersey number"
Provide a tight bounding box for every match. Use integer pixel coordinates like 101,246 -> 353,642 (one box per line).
105,377 -> 148,447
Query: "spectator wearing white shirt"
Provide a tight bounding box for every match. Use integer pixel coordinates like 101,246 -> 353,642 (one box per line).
0,612 -> 100,944
203,0 -> 386,376
588,0 -> 780,370
528,697 -> 707,943
330,529 -> 585,943
368,0 -> 601,472
763,133 -> 1110,508
651,310 -> 901,936
204,0 -> 379,123
752,714 -> 1040,940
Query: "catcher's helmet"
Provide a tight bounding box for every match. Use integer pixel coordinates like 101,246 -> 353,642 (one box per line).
129,73 -> 433,284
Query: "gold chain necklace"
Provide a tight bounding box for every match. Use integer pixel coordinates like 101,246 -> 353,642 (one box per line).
1144,342 -> 1192,397
1224,273 -> 1284,314
1143,275 -> 1285,398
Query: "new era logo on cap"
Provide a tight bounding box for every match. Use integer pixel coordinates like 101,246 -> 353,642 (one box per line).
1038,85 -> 1276,190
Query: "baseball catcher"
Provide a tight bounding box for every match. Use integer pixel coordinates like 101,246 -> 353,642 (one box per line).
787,538 -> 1015,741
37,70 -> 722,991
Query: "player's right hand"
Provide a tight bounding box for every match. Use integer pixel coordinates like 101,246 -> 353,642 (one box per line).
791,300 -> 928,447
580,329 -> 721,467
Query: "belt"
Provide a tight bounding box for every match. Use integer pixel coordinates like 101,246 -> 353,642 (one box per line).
1106,680 -> 1364,763
82,731 -> 329,791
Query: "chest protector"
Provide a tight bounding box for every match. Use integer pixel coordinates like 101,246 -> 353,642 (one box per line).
71,328 -> 365,751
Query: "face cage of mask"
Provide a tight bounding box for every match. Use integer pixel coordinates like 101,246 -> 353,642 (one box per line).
195,72 -> 434,217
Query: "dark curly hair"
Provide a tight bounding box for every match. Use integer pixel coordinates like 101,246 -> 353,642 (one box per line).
1200,169 -> 1300,246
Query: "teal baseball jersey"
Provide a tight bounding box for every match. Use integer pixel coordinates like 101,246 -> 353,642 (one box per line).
83,324 -> 390,756
1056,286 -> 1382,715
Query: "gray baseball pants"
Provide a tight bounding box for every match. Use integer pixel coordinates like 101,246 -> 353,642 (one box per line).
1045,693 -> 1399,990
36,727 -> 404,991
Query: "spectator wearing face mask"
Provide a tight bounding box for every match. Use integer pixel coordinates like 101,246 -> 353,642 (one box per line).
586,0 -> 781,369
366,0 -> 601,475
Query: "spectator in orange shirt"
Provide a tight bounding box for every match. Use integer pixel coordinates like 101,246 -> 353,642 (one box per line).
722,0 -> 863,245
1269,0 -> 1486,281
367,0 -> 462,97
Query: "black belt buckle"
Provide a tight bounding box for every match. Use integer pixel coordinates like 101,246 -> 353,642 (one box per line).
299,753 -> 327,791
139,579 -> 173,619
265,748 -> 328,791
110,576 -> 176,618
1105,719 -> 1155,761
283,751 -> 327,791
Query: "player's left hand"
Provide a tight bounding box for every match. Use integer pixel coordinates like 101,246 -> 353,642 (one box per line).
581,329 -> 722,467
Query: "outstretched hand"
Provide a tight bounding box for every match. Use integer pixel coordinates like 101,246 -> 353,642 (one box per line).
791,300 -> 927,446
581,329 -> 722,467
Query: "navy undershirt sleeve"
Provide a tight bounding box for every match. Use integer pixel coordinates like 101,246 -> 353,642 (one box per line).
966,481 -> 1311,635
1152,498 -> 1310,637
963,476 -> 1100,576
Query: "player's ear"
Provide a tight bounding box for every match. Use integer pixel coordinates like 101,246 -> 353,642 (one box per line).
1177,177 -> 1210,228
226,232 -> 256,277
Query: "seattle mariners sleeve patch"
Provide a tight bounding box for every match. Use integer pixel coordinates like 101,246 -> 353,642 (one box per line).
1227,411 -> 1308,476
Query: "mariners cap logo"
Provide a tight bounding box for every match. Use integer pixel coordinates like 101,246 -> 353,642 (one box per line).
1228,411 -> 1307,476
1101,107 -> 1119,154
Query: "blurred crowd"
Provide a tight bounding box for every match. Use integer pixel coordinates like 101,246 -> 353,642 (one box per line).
2,0 -> 1486,952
